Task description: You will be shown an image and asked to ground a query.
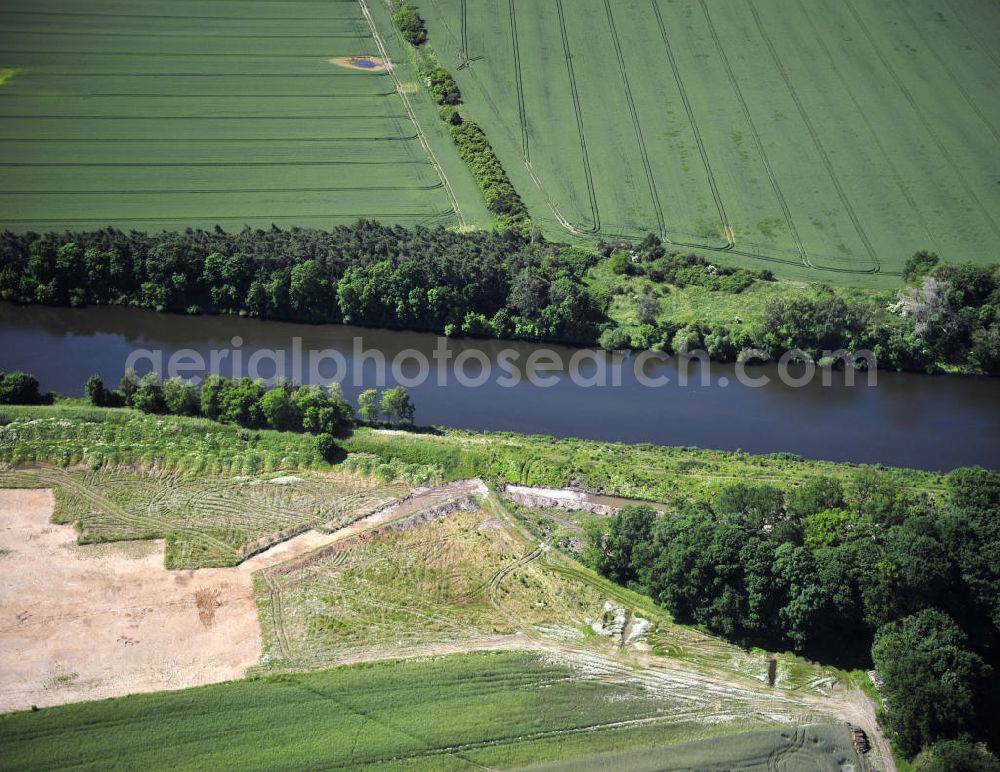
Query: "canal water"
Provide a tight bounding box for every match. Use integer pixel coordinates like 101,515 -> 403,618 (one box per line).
1,303 -> 997,471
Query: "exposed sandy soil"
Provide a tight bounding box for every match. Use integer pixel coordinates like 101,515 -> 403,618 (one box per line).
0,490 -> 260,712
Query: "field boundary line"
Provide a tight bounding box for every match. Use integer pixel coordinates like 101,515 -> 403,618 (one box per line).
2,136 -> 421,142
9,30 -> 367,40
697,0 -> 809,269
0,160 -> 435,167
30,72 -> 393,77
650,0 -> 733,251
602,0 -> 666,239
350,0 -> 466,226
795,0 -> 938,254
1,210 -> 457,224
7,184 -> 446,195
0,10 -> 363,22
747,0 -> 879,274
0,114 -> 411,120
891,0 -> 1000,145
9,93 -> 402,98
842,0 -> 1000,241
0,49 -> 376,58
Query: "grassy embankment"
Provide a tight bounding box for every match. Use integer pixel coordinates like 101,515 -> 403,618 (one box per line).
0,404 -> 943,568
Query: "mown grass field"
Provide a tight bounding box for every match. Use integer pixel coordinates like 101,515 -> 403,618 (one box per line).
422,0 -> 1000,285
0,0 -> 490,231
0,652 -> 860,771
0,464 -> 406,567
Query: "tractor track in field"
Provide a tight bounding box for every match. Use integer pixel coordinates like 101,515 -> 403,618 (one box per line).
551,0 -> 601,235
891,0 -> 1000,145
945,0 -> 1000,75
459,0 -> 469,65
602,0 -> 666,239
650,0 -> 733,252
747,0 -> 880,275
31,467 -> 237,560
698,0 -> 810,271
842,0 -> 1000,242
487,544 -> 545,607
795,0 -> 939,255
507,0 -> 529,163
356,0 -> 466,227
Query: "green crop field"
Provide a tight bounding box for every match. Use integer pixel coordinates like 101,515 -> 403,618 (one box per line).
0,651 -> 861,771
422,0 -> 1000,285
0,0 -> 490,231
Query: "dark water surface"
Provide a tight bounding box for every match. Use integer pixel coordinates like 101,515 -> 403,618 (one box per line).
1,303 -> 997,471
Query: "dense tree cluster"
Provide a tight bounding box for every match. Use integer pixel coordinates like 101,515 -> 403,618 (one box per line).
3,222 -> 996,372
0,371 -> 48,405
86,371 -> 416,433
601,236 -> 1000,374
448,120 -> 529,226
0,223 -> 603,343
604,234 -> 772,293
585,468 -> 1000,759
757,255 -> 1000,372
391,1 -> 426,46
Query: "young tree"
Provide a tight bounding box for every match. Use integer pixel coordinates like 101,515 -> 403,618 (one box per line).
119,368 -> 140,408
131,372 -> 165,414
358,388 -> 379,423
316,433 -> 344,464
380,386 -> 415,425
635,292 -> 661,326
199,374 -> 227,421
84,374 -> 106,407
218,377 -> 265,428
393,3 -> 427,45
903,250 -> 941,285
292,385 -> 339,435
260,383 -> 300,432
162,377 -> 198,416
0,371 -> 42,404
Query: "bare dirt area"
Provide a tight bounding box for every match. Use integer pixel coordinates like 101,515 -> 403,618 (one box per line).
0,490 -> 261,712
